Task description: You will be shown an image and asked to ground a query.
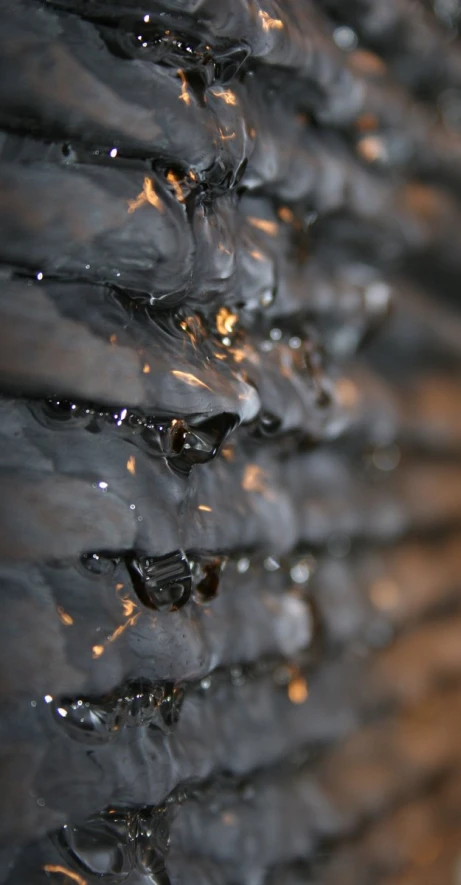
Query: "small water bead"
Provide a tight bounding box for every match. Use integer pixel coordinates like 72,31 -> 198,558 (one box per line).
164,412 -> 238,475
260,290 -> 275,308
53,699 -> 118,744
264,556 -> 280,572
253,410 -> 282,438
128,550 -> 192,611
43,399 -> 86,422
333,25 -> 358,51
229,665 -> 246,686
372,444 -> 401,472
290,558 -> 314,585
236,557 -> 250,574
260,339 -> 273,352
80,553 -> 119,577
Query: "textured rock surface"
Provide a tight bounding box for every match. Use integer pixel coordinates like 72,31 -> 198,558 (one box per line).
0,1 -> 461,884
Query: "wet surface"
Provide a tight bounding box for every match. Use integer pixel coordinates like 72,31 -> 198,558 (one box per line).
1,1 -> 461,884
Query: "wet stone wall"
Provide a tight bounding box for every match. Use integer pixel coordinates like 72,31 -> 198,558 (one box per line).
1,1 -> 461,884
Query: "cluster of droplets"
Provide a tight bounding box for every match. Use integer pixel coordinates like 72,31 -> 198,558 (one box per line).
53,679 -> 185,744
80,549 -> 227,612
36,399 -> 238,475
55,804 -> 171,884
101,13 -> 249,86
259,327 -> 333,410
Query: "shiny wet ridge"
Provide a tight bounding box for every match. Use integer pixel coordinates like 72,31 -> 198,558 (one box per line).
1,0 -> 461,884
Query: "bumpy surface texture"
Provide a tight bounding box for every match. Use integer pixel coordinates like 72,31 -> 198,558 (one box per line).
1,1 -> 461,883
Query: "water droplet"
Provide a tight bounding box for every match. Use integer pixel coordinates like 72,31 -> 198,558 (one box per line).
260,290 -> 274,307
269,327 -> 282,341
287,675 -> 309,704
200,676 -> 212,691
264,556 -> 280,572
230,666 -> 246,686
128,551 -> 192,611
80,553 -> 119,576
53,700 -> 112,742
333,25 -> 358,50
164,413 -> 238,475
290,559 -> 311,584
36,797 -> 46,807
254,411 -> 282,438
236,557 -> 250,573
372,445 -> 400,471
57,812 -> 135,878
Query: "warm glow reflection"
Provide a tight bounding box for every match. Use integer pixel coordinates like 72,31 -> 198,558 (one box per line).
242,464 -> 268,494
171,370 -> 212,391
43,865 -> 87,885
288,676 -> 309,704
180,314 -> 205,347
335,377 -> 359,408
166,170 -> 185,202
356,113 -> 379,132
248,217 -> 279,236
211,89 -> 237,105
121,596 -> 137,617
126,455 -> 136,475
92,645 -> 104,659
216,306 -> 238,337
357,135 -> 387,163
370,578 -> 400,611
218,128 -> 236,141
259,9 -> 284,30
108,612 -> 140,644
198,504 -> 213,512
57,606 -> 73,626
127,177 -> 164,214
178,69 -> 191,105
278,206 -> 294,224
